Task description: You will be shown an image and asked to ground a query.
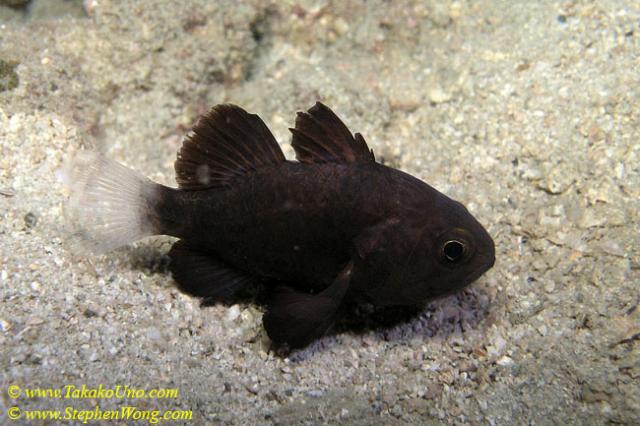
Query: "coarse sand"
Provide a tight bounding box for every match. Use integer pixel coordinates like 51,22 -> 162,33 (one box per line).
0,1 -> 638,424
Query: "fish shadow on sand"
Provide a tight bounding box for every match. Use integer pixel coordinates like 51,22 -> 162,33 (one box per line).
127,242 -> 491,356
281,288 -> 492,360
338,287 -> 490,342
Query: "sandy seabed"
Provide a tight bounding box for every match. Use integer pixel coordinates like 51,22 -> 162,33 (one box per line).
0,1 -> 638,424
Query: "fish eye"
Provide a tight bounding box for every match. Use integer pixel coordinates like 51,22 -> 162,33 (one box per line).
443,240 -> 466,263
435,229 -> 475,267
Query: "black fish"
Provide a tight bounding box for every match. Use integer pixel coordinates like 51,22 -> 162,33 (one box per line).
67,102 -> 495,349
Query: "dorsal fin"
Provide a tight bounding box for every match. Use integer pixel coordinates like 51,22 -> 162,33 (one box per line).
175,104 -> 285,189
290,102 -> 375,164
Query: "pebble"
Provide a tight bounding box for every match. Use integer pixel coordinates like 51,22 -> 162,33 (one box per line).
597,239 -> 625,257
305,389 -> 324,398
496,356 -> 514,367
428,86 -> 452,104
544,280 -> 556,293
24,212 -> 38,228
333,17 -> 349,36
487,334 -> 507,358
0,318 -> 11,332
459,360 -> 478,373
390,403 -> 403,417
26,316 -> 44,326
578,208 -> 607,228
405,397 -> 431,414
240,308 -> 256,323
0,187 -> 15,197
540,165 -> 574,194
83,302 -> 106,318
225,305 -> 241,322
245,384 -> 259,395
147,327 -> 162,341
423,383 -> 442,400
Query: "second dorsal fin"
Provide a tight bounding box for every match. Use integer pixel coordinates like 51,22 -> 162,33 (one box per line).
175,104 -> 285,189
290,102 -> 375,164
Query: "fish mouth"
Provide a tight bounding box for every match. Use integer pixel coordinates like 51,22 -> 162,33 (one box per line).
469,233 -> 496,283
463,224 -> 495,285
470,252 -> 495,283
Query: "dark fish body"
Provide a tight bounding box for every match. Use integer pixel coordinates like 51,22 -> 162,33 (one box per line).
67,102 -> 495,349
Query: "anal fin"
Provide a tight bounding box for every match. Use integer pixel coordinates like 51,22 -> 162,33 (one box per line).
169,240 -> 255,304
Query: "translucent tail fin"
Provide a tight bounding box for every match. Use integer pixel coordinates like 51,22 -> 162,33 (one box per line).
63,151 -> 161,254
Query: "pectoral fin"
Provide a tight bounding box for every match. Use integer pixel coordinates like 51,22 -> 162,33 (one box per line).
263,261 -> 353,349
